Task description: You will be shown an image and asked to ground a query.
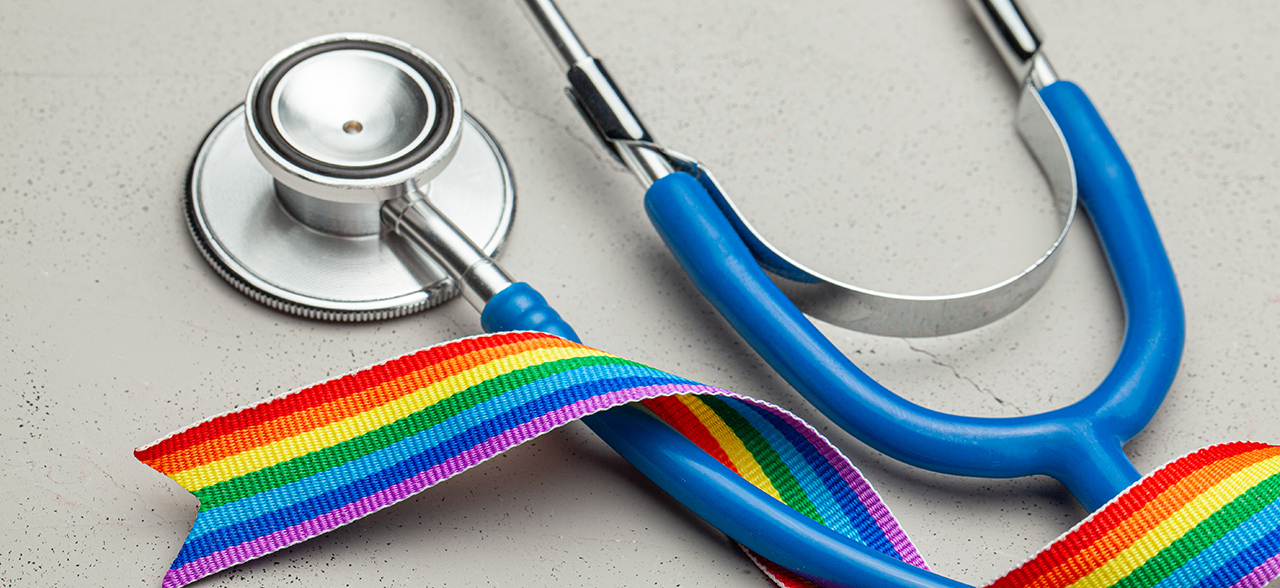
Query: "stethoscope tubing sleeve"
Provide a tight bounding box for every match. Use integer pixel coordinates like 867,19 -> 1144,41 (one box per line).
1034,81 -> 1186,507
478,281 -> 969,588
643,81 -> 1185,511
1036,80 -> 1186,438
480,282 -> 581,341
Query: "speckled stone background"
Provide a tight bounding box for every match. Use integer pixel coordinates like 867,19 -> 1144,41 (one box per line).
3,1 -> 1279,586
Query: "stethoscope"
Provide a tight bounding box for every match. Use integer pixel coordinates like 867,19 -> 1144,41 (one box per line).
183,2 -> 1181,588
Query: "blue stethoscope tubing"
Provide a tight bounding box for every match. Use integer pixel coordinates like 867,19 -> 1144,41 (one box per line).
475,80 -> 1182,588
645,80 -> 1186,514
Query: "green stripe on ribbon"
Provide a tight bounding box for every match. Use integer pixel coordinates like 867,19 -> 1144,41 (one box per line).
1112,470 -> 1280,588
700,396 -> 824,526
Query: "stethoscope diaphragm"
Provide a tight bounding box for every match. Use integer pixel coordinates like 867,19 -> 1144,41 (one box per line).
185,33 -> 515,321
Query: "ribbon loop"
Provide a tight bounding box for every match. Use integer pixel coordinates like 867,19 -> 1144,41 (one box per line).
136,332 -> 920,587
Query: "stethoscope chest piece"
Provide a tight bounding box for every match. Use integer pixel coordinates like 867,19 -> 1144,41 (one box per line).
187,33 -> 514,321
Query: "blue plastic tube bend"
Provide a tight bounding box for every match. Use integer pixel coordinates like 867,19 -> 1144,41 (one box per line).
642,81 -> 1184,513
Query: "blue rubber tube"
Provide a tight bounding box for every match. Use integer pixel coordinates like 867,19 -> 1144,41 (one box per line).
481,282 -> 971,588
643,81 -> 1184,513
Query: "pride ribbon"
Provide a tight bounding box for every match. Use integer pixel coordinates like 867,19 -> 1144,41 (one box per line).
137,332 -> 1280,588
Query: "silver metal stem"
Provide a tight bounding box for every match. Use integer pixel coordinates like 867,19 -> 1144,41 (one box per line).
517,0 -> 671,187
617,139 -> 674,188
519,0 -> 591,71
381,182 -> 515,311
965,0 -> 1059,88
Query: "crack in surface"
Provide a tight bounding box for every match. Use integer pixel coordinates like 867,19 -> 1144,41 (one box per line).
904,341 -> 1025,415
451,60 -> 612,168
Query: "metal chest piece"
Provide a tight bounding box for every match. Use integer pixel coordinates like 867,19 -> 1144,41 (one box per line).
187,33 -> 515,321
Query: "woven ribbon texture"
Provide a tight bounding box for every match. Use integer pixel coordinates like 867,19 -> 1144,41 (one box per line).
136,332 -> 1280,588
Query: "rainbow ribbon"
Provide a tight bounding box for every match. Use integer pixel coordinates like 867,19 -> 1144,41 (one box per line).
137,332 -> 1280,588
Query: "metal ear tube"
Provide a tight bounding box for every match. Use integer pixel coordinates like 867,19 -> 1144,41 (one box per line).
965,0 -> 1059,89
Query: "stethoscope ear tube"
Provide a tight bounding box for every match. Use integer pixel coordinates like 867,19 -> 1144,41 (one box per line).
644,80 -> 1184,512
1036,82 -> 1186,396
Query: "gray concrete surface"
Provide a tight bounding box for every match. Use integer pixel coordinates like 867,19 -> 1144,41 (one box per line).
2,0 -> 1279,586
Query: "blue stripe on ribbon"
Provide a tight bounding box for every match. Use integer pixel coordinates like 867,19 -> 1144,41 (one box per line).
1181,494 -> 1280,588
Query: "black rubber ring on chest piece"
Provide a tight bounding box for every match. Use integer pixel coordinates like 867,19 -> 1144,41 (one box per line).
251,39 -> 456,180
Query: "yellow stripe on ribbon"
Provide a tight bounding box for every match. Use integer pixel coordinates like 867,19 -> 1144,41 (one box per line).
172,345 -> 609,491
1067,454 -> 1280,588
676,395 -> 782,501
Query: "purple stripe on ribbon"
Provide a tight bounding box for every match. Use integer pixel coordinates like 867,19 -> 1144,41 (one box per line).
1227,551 -> 1280,588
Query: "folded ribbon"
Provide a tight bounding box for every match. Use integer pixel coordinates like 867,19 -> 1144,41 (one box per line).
136,332 -> 1280,588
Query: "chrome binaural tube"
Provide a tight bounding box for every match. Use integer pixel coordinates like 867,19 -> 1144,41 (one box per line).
517,0 -> 672,187
965,0 -> 1058,89
518,0 -> 592,71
